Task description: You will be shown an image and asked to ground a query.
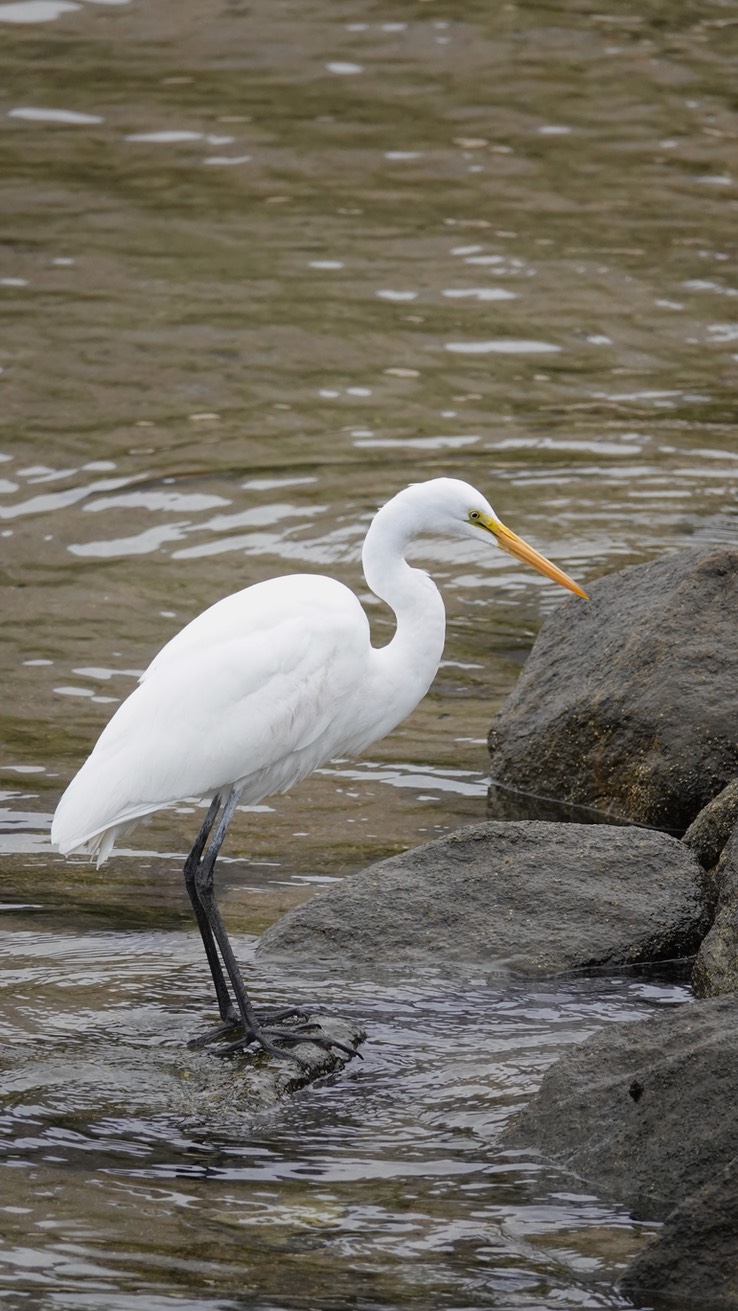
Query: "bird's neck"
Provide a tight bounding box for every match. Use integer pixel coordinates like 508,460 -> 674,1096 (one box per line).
361,498 -> 447,698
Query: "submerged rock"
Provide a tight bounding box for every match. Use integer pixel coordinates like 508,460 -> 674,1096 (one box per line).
487,546 -> 738,832
258,820 -> 708,975
0,1012 -> 365,1130
503,996 -> 738,1309
173,1015 -> 365,1122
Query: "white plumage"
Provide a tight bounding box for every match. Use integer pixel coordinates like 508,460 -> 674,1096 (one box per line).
52,574 -> 379,863
51,477 -> 586,1059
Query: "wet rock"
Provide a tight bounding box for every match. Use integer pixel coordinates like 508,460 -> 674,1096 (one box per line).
258,820 -> 708,974
487,546 -> 738,832
503,994 -> 738,1220
620,1156 -> 738,1310
682,778 -> 738,872
174,1015 -> 366,1122
692,822 -> 738,998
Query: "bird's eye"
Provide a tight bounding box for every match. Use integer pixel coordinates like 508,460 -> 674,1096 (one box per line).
469,510 -> 481,522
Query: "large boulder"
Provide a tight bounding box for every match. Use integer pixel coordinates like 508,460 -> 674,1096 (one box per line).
487,546 -> 738,832
258,820 -> 708,974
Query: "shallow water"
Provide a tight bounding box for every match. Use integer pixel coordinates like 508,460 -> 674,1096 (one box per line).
1,1 -> 737,1306
0,927 -> 688,1310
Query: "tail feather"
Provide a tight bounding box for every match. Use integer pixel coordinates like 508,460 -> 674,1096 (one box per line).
52,816 -> 147,867
51,770 -> 161,866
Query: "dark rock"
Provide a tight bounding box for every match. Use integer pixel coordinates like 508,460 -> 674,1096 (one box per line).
487,546 -> 738,832
620,1155 -> 738,1309
503,994 -> 738,1221
258,820 -> 708,974
682,779 -> 738,872
692,822 -> 738,997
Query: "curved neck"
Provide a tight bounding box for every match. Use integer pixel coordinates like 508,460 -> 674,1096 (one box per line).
361,496 -> 447,696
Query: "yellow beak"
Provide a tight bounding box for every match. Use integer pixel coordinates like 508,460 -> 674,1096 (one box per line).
478,513 -> 589,599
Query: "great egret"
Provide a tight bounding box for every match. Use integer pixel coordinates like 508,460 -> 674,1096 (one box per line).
52,477 -> 586,1062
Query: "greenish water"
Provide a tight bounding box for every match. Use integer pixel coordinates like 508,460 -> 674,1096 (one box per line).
1,1 -> 736,1306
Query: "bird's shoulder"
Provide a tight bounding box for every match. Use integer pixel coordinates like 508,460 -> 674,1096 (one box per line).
141,572 -> 368,683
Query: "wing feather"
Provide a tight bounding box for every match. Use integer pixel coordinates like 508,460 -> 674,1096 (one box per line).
51,573 -> 372,858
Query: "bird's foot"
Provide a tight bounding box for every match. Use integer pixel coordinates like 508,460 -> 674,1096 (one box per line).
187,1017 -> 241,1050
187,1004 -> 312,1051
213,1019 -> 360,1067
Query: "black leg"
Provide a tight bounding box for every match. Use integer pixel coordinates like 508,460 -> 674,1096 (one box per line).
189,789 -> 355,1067
183,795 -> 239,1030
191,789 -> 303,1062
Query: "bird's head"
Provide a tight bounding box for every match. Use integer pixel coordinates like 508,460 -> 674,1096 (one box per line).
406,477 -> 589,599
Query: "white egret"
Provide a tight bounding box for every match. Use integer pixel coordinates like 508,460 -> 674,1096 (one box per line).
52,477 -> 587,1062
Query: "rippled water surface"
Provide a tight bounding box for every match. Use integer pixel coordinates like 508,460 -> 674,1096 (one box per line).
1,0 -> 736,1306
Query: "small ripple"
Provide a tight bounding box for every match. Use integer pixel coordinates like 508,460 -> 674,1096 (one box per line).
83,491 -> 229,514
69,523 -> 189,558
72,666 -> 141,681
442,288 -> 517,301
0,2 -> 79,22
375,290 -> 418,301
9,106 -> 103,125
707,323 -> 738,343
683,278 -> 738,297
445,340 -> 560,355
202,154 -> 252,166
241,475 -> 317,491
321,759 -> 487,798
126,130 -> 222,144
464,255 -> 528,273
0,475 -> 132,521
352,434 -> 479,450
